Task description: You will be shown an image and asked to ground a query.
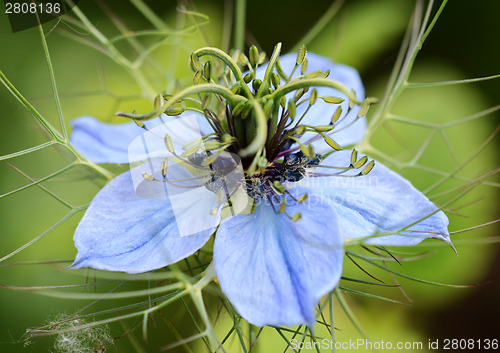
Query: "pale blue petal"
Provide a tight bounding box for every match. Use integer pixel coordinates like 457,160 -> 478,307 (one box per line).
70,113 -> 213,164
297,150 -> 450,246
70,163 -> 216,274
214,189 -> 343,328
255,52 -> 366,149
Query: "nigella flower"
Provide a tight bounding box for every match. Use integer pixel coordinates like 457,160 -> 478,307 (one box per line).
69,45 -> 451,328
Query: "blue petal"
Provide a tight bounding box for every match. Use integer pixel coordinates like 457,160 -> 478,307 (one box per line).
70,113 -> 213,164
255,52 -> 366,149
298,150 -> 450,246
70,164 -> 216,273
214,189 -> 343,328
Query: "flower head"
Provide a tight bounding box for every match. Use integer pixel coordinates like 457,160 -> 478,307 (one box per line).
69,45 -> 450,328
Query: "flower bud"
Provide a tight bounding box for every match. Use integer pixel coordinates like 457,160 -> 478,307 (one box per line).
271,73 -> 280,89
243,72 -> 254,83
249,45 -> 259,67
252,79 -> 262,91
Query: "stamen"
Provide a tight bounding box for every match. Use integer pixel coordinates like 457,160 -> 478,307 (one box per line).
360,160 -> 375,175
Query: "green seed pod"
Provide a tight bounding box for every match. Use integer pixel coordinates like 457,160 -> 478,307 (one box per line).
296,125 -> 306,136
263,99 -> 274,116
241,101 -> 253,119
203,61 -> 212,81
252,79 -> 262,91
349,89 -> 357,109
165,107 -> 185,116
243,72 -> 254,83
322,96 -> 345,104
310,89 -> 318,105
153,94 -> 162,111
238,53 -> 249,66
232,101 -> 246,116
202,94 -> 212,109
217,103 -> 227,120
258,52 -> 266,64
278,200 -> 287,213
164,134 -> 175,153
272,180 -> 285,193
142,172 -> 154,181
249,45 -> 259,67
323,135 -> 342,151
298,193 -> 308,203
360,160 -> 375,175
257,156 -> 268,168
296,44 -> 307,65
202,141 -> 220,150
133,119 -> 145,128
314,125 -> 335,132
280,96 -> 286,109
288,99 -> 296,119
353,155 -> 368,169
301,57 -> 308,75
193,70 -> 202,84
189,53 -> 202,72
350,149 -> 358,166
319,69 -> 330,79
331,106 -> 342,123
305,70 -> 322,78
160,159 -> 168,177
271,72 -> 280,89
231,82 -> 242,94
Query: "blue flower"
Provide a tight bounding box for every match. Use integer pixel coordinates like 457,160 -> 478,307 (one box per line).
69,52 -> 450,328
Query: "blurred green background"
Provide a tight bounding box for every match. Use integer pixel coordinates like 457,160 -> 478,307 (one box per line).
1,0 -> 499,352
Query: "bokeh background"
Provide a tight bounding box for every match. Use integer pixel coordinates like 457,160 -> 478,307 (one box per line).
1,0 -> 499,352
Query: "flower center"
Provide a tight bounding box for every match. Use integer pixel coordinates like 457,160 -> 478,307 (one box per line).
124,43 -> 377,218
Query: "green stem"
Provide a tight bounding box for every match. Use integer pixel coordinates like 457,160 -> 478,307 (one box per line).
129,0 -> 170,31
290,0 -> 345,51
0,70 -> 61,141
194,47 -> 253,97
233,0 -> 246,52
363,0 -> 448,140
255,42 -> 282,99
269,78 -> 357,103
117,83 -> 245,120
38,22 -> 67,141
71,4 -> 157,98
